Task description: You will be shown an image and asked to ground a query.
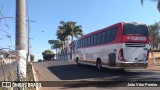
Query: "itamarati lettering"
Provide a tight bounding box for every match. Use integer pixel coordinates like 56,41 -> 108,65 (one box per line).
128,36 -> 146,41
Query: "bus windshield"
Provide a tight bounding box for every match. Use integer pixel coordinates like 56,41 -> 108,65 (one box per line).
123,23 -> 148,36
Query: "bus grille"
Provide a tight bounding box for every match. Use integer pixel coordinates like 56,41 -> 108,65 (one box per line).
125,43 -> 146,47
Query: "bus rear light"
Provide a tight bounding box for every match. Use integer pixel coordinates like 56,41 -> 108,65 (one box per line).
118,49 -> 125,62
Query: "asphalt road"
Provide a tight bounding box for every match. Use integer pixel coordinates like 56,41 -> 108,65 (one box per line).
33,61 -> 160,90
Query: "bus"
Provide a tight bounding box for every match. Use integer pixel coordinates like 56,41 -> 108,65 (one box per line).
75,22 -> 150,70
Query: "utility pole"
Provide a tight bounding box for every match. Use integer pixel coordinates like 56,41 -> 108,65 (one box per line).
26,19 -> 36,62
16,0 -> 26,78
26,0 -> 36,62
27,18 -> 30,63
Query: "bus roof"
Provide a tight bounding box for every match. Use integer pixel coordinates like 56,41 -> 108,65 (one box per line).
79,22 -> 124,40
79,22 -> 146,40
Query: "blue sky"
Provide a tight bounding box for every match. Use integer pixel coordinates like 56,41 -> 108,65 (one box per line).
0,0 -> 159,61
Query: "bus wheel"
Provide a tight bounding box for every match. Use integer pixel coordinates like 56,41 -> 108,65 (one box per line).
96,59 -> 102,70
76,58 -> 81,66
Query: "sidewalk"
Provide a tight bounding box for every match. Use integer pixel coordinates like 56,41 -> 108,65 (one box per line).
147,52 -> 160,71
147,59 -> 160,71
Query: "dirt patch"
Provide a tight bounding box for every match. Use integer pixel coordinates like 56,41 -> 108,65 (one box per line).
147,52 -> 160,70
149,52 -> 160,59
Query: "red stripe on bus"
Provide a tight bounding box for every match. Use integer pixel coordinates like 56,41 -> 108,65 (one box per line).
79,22 -> 124,39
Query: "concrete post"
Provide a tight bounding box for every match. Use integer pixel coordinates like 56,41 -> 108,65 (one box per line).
16,0 -> 26,78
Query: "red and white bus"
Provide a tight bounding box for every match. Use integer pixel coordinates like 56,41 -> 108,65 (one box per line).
75,22 -> 150,70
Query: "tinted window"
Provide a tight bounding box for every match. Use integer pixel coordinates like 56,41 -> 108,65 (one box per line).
111,27 -> 117,37
84,39 -> 86,47
94,34 -> 97,45
123,23 -> 148,36
105,30 -> 111,42
88,38 -> 90,46
101,32 -> 106,44
79,40 -> 81,48
78,40 -> 80,48
97,33 -> 102,44
81,39 -> 84,47
83,39 -> 85,47
91,36 -> 94,45
85,38 -> 87,47
110,27 -> 118,40
105,27 -> 118,43
80,39 -> 82,47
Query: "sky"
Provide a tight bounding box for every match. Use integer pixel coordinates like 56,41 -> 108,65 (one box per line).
0,0 -> 159,61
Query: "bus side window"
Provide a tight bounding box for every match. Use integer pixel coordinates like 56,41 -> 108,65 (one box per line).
83,39 -> 85,47
91,36 -> 94,46
94,34 -> 97,45
79,40 -> 81,48
106,30 -> 111,43
85,38 -> 88,47
111,27 -> 118,40
88,37 -> 91,46
101,32 -> 106,44
81,39 -> 83,47
97,33 -> 102,44
75,40 -> 79,49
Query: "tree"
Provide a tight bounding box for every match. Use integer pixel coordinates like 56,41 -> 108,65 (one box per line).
57,21 -> 83,42
65,21 -> 83,42
56,21 -> 83,60
30,54 -> 34,62
38,59 -> 42,62
50,40 -> 63,57
148,22 -> 160,49
140,0 -> 160,12
56,21 -> 69,41
42,50 -> 55,61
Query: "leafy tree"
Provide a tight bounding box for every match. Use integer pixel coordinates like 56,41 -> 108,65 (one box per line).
141,0 -> 160,12
30,54 -> 34,62
56,21 -> 69,41
148,22 -> 160,49
42,50 -> 55,61
57,21 -> 83,42
38,59 -> 42,62
50,40 -> 63,57
56,21 -> 83,60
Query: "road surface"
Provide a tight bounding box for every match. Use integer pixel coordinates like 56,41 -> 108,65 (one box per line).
33,61 -> 160,90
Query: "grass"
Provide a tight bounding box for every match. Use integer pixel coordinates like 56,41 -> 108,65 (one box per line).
26,63 -> 34,81
26,63 -> 36,90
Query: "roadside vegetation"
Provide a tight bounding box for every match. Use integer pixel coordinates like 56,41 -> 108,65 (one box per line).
42,50 -> 55,61
26,62 -> 36,90
48,21 -> 83,60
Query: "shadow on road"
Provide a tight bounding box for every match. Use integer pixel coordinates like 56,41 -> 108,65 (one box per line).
47,64 -> 157,80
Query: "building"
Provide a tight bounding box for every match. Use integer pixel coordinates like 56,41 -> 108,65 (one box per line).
0,50 -> 16,64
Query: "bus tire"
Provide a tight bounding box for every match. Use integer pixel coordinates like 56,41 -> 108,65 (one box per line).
76,58 -> 81,66
96,59 -> 102,70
